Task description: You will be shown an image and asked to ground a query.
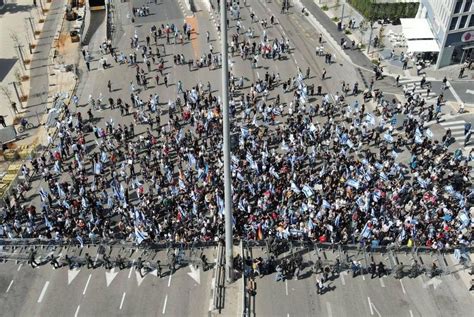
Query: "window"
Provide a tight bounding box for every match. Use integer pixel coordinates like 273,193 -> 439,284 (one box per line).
449,16 -> 458,30
460,15 -> 468,28
464,0 -> 472,12
454,0 -> 463,13
469,15 -> 474,27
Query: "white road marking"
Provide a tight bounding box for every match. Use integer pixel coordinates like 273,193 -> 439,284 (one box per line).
83,274 -> 92,295
37,281 -> 50,303
340,272 -> 345,285
285,280 -> 289,296
362,274 -> 365,280
380,277 -> 385,288
368,297 -> 374,315
17,264 -> 23,271
326,302 -> 333,317
162,294 -> 168,314
120,292 -> 126,310
74,305 -> 80,317
128,261 -> 135,279
409,310 -> 414,317
168,273 -> 173,287
400,279 -> 406,294
6,280 -> 14,293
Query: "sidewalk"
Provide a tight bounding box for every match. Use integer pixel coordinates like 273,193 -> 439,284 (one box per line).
305,0 -> 472,82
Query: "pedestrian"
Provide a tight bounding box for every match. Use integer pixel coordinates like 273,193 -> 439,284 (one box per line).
0,115 -> 7,127
319,34 -> 322,44
164,75 -> 168,87
322,68 -> 326,80
107,80 -> 112,93
28,249 -> 39,268
49,255 -> 61,269
11,102 -> 19,114
458,67 -> 465,79
85,253 -> 95,269
306,67 -> 310,79
465,123 -> 472,146
86,60 -> 90,71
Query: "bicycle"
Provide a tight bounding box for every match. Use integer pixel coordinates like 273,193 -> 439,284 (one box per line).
17,119 -> 34,133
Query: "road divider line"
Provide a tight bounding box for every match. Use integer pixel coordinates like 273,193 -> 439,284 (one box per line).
74,305 -> 80,317
6,280 -> 14,293
17,264 -> 23,271
285,280 -> 289,296
380,277 -> 385,288
120,292 -> 126,310
168,273 -> 173,287
368,297 -> 374,315
37,281 -> 50,303
409,310 -> 414,317
83,274 -> 92,295
128,261 -> 135,279
340,273 -> 345,286
400,280 -> 406,294
326,302 -> 333,317
162,294 -> 168,315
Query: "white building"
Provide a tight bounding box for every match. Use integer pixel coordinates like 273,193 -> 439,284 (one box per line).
416,0 -> 474,68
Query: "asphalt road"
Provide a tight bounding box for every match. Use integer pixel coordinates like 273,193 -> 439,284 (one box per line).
0,245 -> 216,317
4,0 -> 472,316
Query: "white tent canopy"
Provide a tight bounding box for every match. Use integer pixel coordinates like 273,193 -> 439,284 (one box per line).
406,39 -> 440,53
400,18 -> 435,40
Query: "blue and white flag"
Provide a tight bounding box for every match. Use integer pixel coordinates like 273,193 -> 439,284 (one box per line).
81,197 -> 88,209
302,185 -> 314,198
425,128 -> 433,139
241,127 -> 249,138
269,167 -> 280,179
384,133 -> 393,143
188,153 -> 197,168
94,162 -> 102,175
39,188 -> 49,202
346,179 -> 360,189
361,222 -> 372,238
291,182 -> 301,194
179,178 -> 186,190
366,113 -> 376,125
76,235 -> 84,248
134,227 -> 148,244
57,183 -> 66,198
216,194 -> 225,215
100,151 -> 108,163
322,199 -> 331,209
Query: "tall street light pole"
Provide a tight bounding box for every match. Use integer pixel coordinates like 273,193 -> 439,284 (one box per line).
220,0 -> 234,283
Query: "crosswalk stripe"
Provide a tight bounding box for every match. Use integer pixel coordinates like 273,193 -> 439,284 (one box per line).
439,120 -> 466,126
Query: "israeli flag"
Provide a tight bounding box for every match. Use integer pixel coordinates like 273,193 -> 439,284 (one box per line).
94,162 -> 102,175
57,183 -> 66,198
346,179 -> 360,189
361,222 -> 372,238
269,167 -> 280,179
54,161 -> 61,173
216,194 -> 225,215
39,188 -> 49,202
44,215 -> 53,230
417,177 -> 429,189
176,129 -> 184,144
62,200 -> 71,209
246,152 -> 254,165
302,185 -> 314,198
346,139 -> 354,149
425,128 -> 433,139
391,150 -> 399,159
291,182 -> 301,194
119,183 -> 126,201
322,199 -> 331,209
384,133 -> 393,143
188,153 -> 197,168
76,235 -> 84,248
241,127 -> 249,138
380,172 -> 389,181
101,151 -> 108,163
179,178 -> 186,190
134,227 -> 148,244
365,113 -> 375,125
237,172 -> 245,182
81,197 -> 88,209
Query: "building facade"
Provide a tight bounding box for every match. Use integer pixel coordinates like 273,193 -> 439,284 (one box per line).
417,0 -> 474,68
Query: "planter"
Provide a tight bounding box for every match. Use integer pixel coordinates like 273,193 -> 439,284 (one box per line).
34,31 -> 41,36
24,59 -> 31,65
20,96 -> 28,102
39,19 -> 45,23
21,75 -> 29,81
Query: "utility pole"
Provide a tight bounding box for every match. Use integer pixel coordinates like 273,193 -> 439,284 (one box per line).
220,0 -> 234,283
26,17 -> 37,40
340,0 -> 345,26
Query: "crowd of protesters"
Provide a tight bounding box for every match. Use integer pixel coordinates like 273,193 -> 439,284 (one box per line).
1,1 -> 472,265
